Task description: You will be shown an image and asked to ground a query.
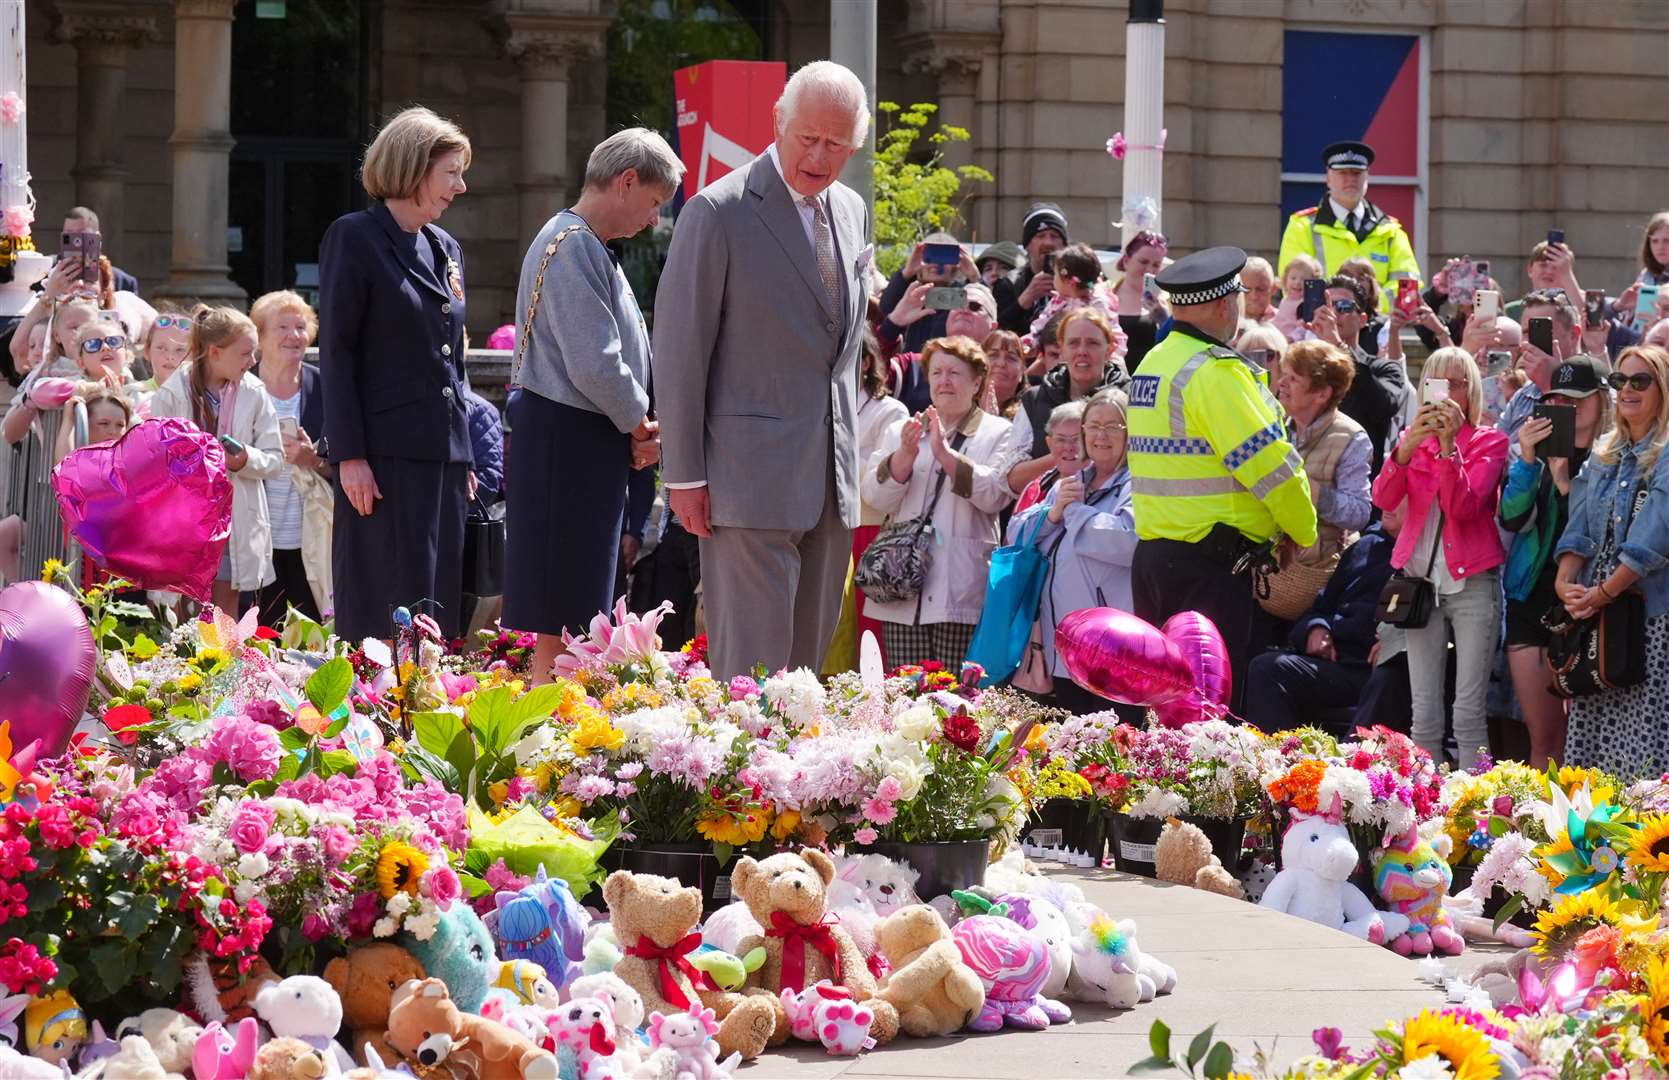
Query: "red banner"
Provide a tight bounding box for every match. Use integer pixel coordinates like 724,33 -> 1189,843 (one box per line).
674,60 -> 787,200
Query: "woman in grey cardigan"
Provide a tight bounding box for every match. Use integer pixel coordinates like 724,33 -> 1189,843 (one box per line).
503,129 -> 684,681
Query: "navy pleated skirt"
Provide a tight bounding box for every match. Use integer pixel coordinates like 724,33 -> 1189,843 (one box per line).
501,390 -> 629,637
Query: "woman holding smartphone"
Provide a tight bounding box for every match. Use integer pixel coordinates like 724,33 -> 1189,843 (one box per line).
149,307 -> 284,615
1372,348 -> 1509,769
252,290 -> 331,625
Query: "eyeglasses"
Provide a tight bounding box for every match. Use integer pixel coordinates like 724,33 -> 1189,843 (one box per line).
152,315 -> 190,331
1083,422 -> 1127,435
80,336 -> 127,354
1608,372 -> 1658,392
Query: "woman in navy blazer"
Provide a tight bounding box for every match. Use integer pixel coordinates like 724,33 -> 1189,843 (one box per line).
319,106 -> 474,641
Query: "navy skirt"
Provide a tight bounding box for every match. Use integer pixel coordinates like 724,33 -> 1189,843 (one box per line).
332,456 -> 468,642
502,390 -> 629,637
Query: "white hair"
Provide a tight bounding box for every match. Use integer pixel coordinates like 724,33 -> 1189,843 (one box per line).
583,127 -> 686,192
774,60 -> 869,147
1242,255 -> 1274,279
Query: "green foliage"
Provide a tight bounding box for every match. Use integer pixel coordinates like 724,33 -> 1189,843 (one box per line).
405,685 -> 569,802
872,102 -> 994,277
1131,1020 -> 1247,1079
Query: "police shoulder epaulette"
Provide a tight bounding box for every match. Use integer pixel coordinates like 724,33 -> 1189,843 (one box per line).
1207,346 -> 1242,361
1293,207 -> 1317,218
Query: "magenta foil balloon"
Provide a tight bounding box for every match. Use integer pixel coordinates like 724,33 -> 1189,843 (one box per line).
1054,607 -> 1193,707
1152,611 -> 1233,728
0,581 -> 96,757
50,418 -> 232,603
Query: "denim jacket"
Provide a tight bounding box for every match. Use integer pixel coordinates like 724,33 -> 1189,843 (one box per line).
1555,434 -> 1669,618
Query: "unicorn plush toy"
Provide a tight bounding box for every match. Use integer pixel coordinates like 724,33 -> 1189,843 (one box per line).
1260,797 -> 1410,944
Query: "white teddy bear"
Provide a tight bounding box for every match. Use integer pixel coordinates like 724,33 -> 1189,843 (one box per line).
81,1034 -> 187,1080
112,1009 -> 202,1075
252,974 -> 355,1075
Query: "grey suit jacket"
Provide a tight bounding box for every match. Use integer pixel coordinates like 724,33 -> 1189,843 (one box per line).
652,151 -> 868,532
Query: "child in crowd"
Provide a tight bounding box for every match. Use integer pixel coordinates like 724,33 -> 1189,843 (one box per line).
1273,253 -> 1323,342
1025,243 -> 1124,357
133,307 -> 194,408
148,307 -> 283,615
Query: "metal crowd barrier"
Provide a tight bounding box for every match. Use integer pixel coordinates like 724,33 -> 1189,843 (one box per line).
4,399 -> 87,584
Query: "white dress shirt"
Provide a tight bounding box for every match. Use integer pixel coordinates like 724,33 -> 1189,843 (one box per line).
1330,196 -> 1363,233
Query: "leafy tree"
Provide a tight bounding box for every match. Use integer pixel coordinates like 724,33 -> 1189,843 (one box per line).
872,102 -> 994,277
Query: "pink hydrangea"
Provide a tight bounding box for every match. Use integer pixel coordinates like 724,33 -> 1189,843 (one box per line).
201,716 -> 282,783
317,825 -> 355,866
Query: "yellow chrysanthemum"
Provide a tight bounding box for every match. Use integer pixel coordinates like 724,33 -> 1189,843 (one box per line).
487,780 -> 509,807
1532,890 -> 1656,957
696,810 -> 769,847
549,797 -> 583,819
40,558 -> 64,582
375,841 -> 430,898
550,678 -> 588,720
532,761 -> 557,794
1640,953 -> 1669,1064
176,673 -> 203,692
388,737 -> 406,755
1398,1009 -> 1500,1080
570,714 -> 626,755
602,683 -> 663,713
771,809 -> 802,842
1627,816 -> 1669,875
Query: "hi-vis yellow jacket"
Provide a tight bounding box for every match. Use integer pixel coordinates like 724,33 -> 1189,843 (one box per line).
1126,325 -> 1318,548
1277,199 -> 1420,305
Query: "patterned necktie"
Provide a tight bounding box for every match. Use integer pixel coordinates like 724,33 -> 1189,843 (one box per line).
808,197 -> 841,307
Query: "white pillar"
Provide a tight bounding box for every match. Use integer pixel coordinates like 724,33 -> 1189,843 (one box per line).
0,0 -> 49,313
1121,0 -> 1165,246
830,0 -> 876,226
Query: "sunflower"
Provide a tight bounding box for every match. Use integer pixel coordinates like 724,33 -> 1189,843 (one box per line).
375,841 -> 430,899
1628,815 -> 1669,874
1531,890 -> 1656,957
1535,832 -> 1574,890
1552,764 -> 1616,805
1642,952 -> 1669,1064
39,558 -> 64,582
1398,1009 -> 1501,1080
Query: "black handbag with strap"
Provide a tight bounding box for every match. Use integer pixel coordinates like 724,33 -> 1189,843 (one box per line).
1541,484 -> 1651,698
1375,510 -> 1443,629
853,431 -> 969,607
462,498 -> 506,597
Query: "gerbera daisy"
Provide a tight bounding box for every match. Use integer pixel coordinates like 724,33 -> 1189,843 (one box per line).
1531,890 -> 1655,957
1398,1009 -> 1501,1080
375,841 -> 430,899
1628,815 -> 1669,874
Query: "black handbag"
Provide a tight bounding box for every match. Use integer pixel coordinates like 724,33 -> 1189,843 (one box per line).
462,499 -> 506,597
1375,511 -> 1443,629
1541,484 -> 1651,698
853,431 -> 968,605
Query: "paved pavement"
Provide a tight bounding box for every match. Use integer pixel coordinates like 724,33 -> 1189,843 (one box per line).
741,860 -> 1508,1079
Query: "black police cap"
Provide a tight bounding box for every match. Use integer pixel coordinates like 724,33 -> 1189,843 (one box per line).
1323,140 -> 1375,171
1154,246 -> 1248,306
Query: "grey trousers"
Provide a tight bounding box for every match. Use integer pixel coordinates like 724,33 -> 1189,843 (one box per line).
700,472 -> 852,680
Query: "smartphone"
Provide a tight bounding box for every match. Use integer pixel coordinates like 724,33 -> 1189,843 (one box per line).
1396,279 -> 1421,318
1299,278 -> 1326,322
218,434 -> 245,456
1422,378 -> 1451,406
1041,253 -> 1055,275
1475,289 -> 1500,322
922,242 -> 960,268
925,285 -> 968,311
1547,229 -> 1565,247
278,416 -> 300,439
1485,350 -> 1514,376
1143,273 -> 1158,303
1527,316 -> 1554,355
1532,403 -> 1576,460
1638,285 -> 1661,330
60,230 -> 102,285
1475,259 -> 1491,279
1450,259 -> 1477,306
1584,289 -> 1607,330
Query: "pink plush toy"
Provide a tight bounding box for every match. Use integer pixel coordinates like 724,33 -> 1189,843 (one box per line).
1372,829 -> 1465,956
191,1017 -> 258,1080
645,1007 -> 738,1080
547,996 -> 625,1080
952,914 -> 1069,1032
778,981 -> 874,1056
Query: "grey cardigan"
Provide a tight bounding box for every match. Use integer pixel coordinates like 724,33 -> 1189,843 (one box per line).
512,210 -> 650,433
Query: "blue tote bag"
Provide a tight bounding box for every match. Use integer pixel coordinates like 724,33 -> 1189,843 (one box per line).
966,512 -> 1051,685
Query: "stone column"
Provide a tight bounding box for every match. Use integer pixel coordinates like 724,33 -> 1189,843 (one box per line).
497,16 -> 607,244
900,35 -> 991,175
154,0 -> 243,304
49,2 -> 159,257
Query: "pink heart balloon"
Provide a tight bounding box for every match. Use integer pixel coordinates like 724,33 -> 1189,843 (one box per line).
30,378 -> 77,409
0,581 -> 96,758
1054,607 -> 1193,707
1151,611 -> 1233,729
50,418 -> 232,603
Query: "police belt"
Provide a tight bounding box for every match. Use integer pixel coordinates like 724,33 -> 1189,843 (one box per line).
1140,523 -> 1261,570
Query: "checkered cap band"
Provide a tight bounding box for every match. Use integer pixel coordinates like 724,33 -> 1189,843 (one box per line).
1327,150 -> 1370,169
1167,275 -> 1246,307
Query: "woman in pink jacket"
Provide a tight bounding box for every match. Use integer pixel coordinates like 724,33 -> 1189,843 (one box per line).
1372,347 -> 1509,769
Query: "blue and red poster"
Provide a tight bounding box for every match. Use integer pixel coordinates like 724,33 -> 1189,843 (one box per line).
1280,31 -> 1422,248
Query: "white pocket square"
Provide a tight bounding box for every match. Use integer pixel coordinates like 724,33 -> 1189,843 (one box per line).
856,244 -> 875,272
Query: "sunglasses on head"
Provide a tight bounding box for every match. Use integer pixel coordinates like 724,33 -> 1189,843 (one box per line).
1608,372 -> 1658,392
80,336 -> 127,354
152,315 -> 190,331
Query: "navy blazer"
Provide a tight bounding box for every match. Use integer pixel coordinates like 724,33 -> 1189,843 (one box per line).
1289,524 -> 1396,665
318,202 -> 472,464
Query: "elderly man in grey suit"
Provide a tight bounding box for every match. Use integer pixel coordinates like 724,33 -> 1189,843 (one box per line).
653,61 -> 872,679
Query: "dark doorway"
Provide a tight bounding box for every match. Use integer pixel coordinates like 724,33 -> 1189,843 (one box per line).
228,0 -> 375,304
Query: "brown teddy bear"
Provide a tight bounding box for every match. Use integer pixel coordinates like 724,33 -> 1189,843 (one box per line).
322,942 -> 428,1066
602,870 -> 778,1062
385,978 -> 559,1080
730,848 -> 900,1047
873,904 -> 986,1037
1154,817 -> 1244,899
248,1036 -> 330,1080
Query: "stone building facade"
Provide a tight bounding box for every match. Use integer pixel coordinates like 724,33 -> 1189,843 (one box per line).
20,0 -> 1669,340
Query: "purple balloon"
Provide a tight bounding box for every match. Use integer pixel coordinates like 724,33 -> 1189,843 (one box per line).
0,581 -> 96,758
1152,611 -> 1233,729
1054,607 -> 1193,707
51,418 -> 232,603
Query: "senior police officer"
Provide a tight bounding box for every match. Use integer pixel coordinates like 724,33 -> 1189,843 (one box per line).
1127,246 -> 1319,712
1277,140 -> 1420,306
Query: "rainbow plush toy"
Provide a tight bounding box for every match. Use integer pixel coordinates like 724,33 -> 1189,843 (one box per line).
1372,829 -> 1465,957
